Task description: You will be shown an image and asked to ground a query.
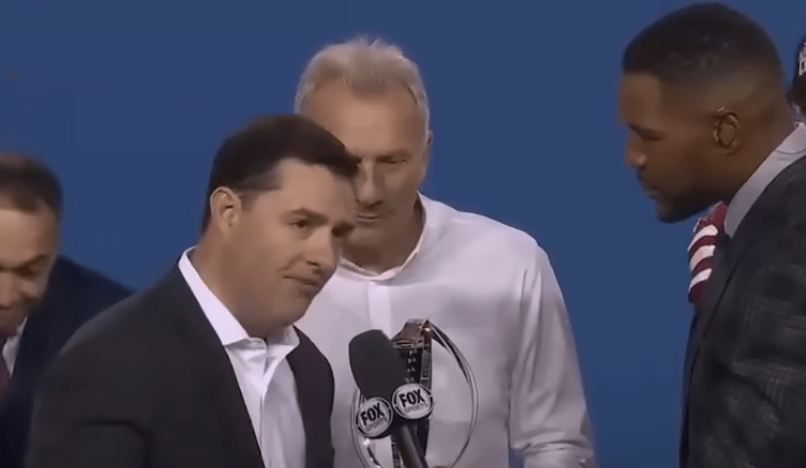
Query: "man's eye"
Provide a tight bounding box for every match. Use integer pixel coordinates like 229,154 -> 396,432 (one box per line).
292,220 -> 309,229
16,269 -> 41,278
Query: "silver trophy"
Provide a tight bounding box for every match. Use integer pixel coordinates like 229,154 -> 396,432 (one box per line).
351,320 -> 479,468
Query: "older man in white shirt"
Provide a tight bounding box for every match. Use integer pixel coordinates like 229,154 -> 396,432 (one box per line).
293,38 -> 595,468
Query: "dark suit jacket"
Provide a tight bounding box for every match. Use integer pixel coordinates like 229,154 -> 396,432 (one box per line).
685,155 -> 806,468
25,266 -> 335,468
0,256 -> 132,468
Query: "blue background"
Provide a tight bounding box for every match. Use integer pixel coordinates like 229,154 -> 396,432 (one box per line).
2,1 -> 805,467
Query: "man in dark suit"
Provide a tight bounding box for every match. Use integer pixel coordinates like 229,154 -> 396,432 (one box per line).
0,152 -> 132,468
26,114 -> 358,468
618,3 -> 806,467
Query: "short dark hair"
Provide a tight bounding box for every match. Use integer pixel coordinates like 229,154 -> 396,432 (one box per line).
201,114 -> 358,230
622,3 -> 783,86
790,33 -> 806,109
0,152 -> 63,219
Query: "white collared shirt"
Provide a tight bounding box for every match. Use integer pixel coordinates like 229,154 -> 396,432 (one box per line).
2,318 -> 27,376
296,195 -> 595,468
178,249 -> 305,468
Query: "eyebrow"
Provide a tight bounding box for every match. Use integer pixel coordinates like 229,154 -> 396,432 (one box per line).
289,208 -> 327,224
289,208 -> 354,235
627,123 -> 662,136
379,149 -> 411,158
351,149 -> 412,160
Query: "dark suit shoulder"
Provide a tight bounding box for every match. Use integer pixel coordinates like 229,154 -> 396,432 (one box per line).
35,290 -> 165,428
51,257 -> 133,322
62,282 -> 165,358
54,256 -> 132,299
773,157 -> 806,221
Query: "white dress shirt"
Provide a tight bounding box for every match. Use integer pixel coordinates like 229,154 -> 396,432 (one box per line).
178,249 -> 306,468
296,195 -> 594,468
2,318 -> 27,376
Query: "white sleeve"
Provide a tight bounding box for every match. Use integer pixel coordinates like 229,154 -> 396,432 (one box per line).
510,245 -> 596,468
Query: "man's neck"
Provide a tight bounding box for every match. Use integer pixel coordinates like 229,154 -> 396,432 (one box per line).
345,201 -> 425,274
724,112 -> 795,202
190,239 -> 280,339
189,240 -> 233,310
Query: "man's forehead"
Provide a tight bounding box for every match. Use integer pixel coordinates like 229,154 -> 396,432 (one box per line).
619,73 -> 665,110
0,207 -> 57,267
302,81 -> 424,141
263,160 -> 354,204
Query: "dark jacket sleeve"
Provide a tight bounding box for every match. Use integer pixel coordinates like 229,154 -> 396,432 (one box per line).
26,339 -> 147,468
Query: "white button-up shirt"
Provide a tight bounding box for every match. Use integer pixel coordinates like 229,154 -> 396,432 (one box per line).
296,195 -> 594,468
179,249 -> 305,468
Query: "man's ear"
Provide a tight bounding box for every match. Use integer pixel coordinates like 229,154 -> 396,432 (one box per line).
712,106 -> 741,152
419,130 -> 433,183
209,187 -> 242,235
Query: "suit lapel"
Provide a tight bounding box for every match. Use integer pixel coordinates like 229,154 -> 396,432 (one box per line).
11,264 -> 73,395
155,267 -> 265,468
689,164 -> 795,365
287,347 -> 311,468
287,330 -> 334,468
11,310 -> 59,394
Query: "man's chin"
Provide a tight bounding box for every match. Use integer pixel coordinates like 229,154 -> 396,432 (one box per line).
347,226 -> 386,247
655,201 -> 706,224
0,310 -> 28,335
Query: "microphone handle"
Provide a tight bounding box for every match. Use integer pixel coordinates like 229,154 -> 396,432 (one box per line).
391,423 -> 429,468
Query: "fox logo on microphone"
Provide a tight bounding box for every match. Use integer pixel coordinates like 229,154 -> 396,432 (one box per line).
392,383 -> 434,420
355,397 -> 394,438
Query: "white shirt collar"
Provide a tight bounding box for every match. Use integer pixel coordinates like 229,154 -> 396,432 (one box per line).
339,193 -> 443,281
177,248 -> 299,349
724,123 -> 806,235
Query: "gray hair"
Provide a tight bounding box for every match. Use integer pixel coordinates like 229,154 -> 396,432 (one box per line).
294,37 -> 430,136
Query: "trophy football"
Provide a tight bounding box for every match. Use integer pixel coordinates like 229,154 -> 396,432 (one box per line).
351,319 -> 479,468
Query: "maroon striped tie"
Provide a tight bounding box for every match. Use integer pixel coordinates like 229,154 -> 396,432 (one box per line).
687,202 -> 728,305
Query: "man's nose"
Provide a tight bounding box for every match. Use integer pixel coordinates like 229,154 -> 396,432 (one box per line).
356,162 -> 383,206
625,139 -> 647,168
306,231 -> 339,276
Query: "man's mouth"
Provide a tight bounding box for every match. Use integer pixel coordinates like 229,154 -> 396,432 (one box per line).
644,187 -> 661,199
286,276 -> 325,297
356,213 -> 382,224
637,176 -> 660,199
288,276 -> 321,287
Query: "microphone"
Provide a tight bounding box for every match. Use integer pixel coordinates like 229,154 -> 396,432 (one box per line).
349,330 -> 433,468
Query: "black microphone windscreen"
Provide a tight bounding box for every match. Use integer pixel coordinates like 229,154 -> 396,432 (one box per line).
349,330 -> 410,400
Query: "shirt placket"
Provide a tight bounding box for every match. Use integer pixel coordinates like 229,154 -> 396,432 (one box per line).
366,280 -> 394,336
242,340 -> 273,468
